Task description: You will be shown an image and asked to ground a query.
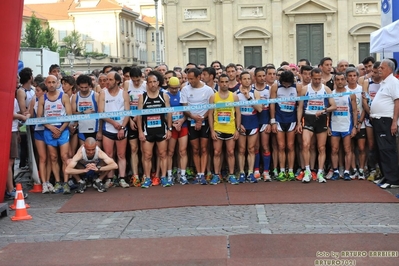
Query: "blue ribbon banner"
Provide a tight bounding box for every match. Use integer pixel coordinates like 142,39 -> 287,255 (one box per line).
25,91 -> 356,125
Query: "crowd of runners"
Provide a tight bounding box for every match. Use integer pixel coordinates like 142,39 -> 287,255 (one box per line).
6,55 -> 399,197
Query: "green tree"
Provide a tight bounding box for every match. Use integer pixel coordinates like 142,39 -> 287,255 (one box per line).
38,23 -> 58,52
21,14 -> 58,51
62,30 -> 85,56
21,14 -> 42,48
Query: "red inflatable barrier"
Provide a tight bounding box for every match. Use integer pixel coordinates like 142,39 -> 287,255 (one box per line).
0,0 -> 24,203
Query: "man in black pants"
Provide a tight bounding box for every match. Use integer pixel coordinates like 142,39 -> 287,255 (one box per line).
370,59 -> 399,189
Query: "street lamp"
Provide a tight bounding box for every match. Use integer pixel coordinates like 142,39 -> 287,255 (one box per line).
86,57 -> 91,74
154,0 -> 160,65
67,52 -> 75,75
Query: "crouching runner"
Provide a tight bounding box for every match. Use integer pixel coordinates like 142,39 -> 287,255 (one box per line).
65,137 -> 118,193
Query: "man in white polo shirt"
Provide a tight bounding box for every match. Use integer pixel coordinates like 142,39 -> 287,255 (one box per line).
370,59 -> 399,189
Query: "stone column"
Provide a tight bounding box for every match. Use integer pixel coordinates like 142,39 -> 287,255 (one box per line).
337,0 -> 349,62
271,0 -> 283,65
162,0 -> 179,67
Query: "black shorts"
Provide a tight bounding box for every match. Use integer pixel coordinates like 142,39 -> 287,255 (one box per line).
188,120 -> 210,140
127,127 -> 139,140
216,131 -> 234,140
303,114 -> 327,133
145,133 -> 166,143
354,128 -> 366,139
103,130 -> 127,141
240,128 -> 259,136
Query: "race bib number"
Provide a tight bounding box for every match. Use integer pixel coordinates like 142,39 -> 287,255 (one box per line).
333,106 -> 349,116
217,111 -> 231,123
191,119 -> 205,127
279,102 -> 295,112
147,115 -> 161,128
240,106 -> 254,115
172,111 -> 184,122
308,100 -> 324,111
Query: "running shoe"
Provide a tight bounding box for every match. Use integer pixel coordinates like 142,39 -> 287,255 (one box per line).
272,168 -> 278,178
167,175 -> 174,186
46,182 -> 55,193
317,172 -> 327,183
119,178 -> 130,188
112,176 -> 119,187
263,172 -> 272,182
325,169 -> 334,180
358,171 -> 365,180
254,171 -> 261,181
311,171 -> 317,181
331,172 -> 340,181
42,183 -> 49,194
179,175 -> 189,185
161,177 -> 171,187
93,180 -> 107,192
296,171 -> 304,181
228,175 -> 239,185
130,175 -> 141,187
152,176 -> 161,186
238,173 -> 246,183
75,181 -> 86,194
344,172 -> 351,181
104,178 -> 113,189
200,175 -> 207,185
53,182 -> 63,194
295,168 -> 302,177
367,170 -> 376,182
276,172 -> 287,182
63,183 -> 71,194
192,175 -> 200,184
287,172 -> 295,181
302,170 -> 311,183
206,172 -> 212,182
350,170 -> 358,180
210,174 -> 220,185
248,173 -> 257,183
141,177 -> 152,188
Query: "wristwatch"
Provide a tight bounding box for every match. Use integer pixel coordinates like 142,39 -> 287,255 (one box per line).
120,126 -> 125,130
168,127 -> 173,131
97,165 -> 101,171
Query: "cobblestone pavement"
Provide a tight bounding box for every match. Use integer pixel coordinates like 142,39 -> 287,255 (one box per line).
1,188 -> 399,250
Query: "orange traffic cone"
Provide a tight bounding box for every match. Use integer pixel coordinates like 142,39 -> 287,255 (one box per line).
10,183 -> 30,210
29,183 -> 42,193
29,171 -> 42,193
11,190 -> 32,221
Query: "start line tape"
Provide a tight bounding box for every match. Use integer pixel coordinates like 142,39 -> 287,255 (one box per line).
25,91 -> 356,125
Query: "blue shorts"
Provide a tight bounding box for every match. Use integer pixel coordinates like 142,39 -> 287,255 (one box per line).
34,130 -> 45,142
44,129 -> 69,147
331,130 -> 351,138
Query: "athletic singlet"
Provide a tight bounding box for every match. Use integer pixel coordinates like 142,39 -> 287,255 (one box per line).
167,91 -> 187,128
367,78 -> 381,106
229,83 -> 240,93
81,146 -> 100,164
33,98 -> 44,131
213,91 -> 236,134
25,88 -> 35,109
275,84 -> 297,123
303,84 -> 328,115
236,88 -> 259,129
102,89 -> 125,134
330,89 -> 353,132
76,91 -> 98,133
44,91 -> 65,127
128,80 -> 146,112
346,84 -> 365,129
142,91 -> 167,136
254,84 -> 270,124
